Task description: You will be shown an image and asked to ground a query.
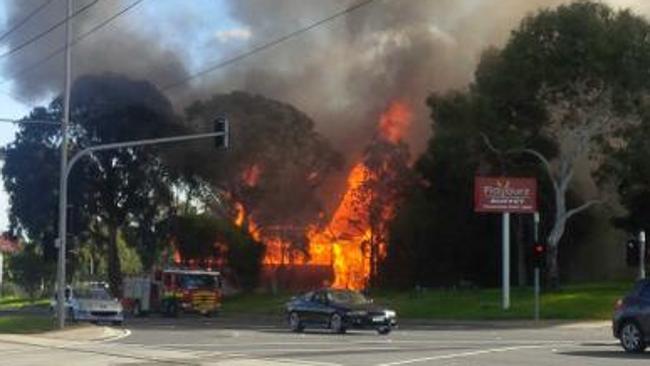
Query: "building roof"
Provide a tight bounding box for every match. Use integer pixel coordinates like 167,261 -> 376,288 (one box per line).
0,236 -> 20,253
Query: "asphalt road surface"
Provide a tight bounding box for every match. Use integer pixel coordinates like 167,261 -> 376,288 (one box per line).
3,316 -> 650,365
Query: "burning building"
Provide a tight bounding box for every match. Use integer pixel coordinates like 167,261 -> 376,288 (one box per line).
232,101 -> 413,290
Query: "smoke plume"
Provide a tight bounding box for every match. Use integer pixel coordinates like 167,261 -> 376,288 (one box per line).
1,0 -> 647,153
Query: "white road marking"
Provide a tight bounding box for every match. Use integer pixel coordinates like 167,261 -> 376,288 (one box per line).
145,339 -> 574,348
98,328 -> 131,343
263,358 -> 342,366
376,345 -> 547,365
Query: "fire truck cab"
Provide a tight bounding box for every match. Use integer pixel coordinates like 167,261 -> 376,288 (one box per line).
123,267 -> 222,317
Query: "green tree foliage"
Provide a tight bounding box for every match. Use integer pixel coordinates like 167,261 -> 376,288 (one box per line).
168,92 -> 342,258
599,106 -> 650,234
2,74 -> 183,296
384,1 -> 650,287
173,213 -> 264,290
7,244 -> 55,300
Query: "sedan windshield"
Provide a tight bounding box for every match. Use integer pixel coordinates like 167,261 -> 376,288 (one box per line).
177,274 -> 216,289
76,288 -> 112,300
328,290 -> 370,305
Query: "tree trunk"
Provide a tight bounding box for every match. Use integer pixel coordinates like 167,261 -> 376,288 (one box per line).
546,243 -> 560,289
545,183 -> 567,288
107,225 -> 123,298
546,217 -> 566,289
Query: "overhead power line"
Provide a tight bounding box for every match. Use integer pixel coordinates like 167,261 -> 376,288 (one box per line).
0,0 -> 100,60
161,0 -> 379,92
0,0 -> 145,87
0,0 -> 56,43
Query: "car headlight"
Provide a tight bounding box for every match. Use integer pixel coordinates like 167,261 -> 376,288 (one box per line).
347,310 -> 368,317
384,310 -> 396,318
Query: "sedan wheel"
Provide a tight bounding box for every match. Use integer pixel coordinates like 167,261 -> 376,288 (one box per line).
330,313 -> 346,334
377,326 -> 392,335
67,308 -> 76,322
621,322 -> 647,353
289,312 -> 304,332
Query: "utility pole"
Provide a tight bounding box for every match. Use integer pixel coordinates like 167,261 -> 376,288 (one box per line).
56,0 -> 72,330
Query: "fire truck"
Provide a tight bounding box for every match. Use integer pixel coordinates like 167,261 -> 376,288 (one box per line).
123,267 -> 222,317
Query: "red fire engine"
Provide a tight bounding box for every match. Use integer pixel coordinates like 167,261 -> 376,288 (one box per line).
123,267 -> 222,317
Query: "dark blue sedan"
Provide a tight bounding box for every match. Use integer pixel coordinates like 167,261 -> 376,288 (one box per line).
286,288 -> 397,334
613,279 -> 650,353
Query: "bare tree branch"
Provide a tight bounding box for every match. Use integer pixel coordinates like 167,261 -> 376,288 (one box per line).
565,199 -> 602,220
479,132 -> 559,191
480,132 -> 502,156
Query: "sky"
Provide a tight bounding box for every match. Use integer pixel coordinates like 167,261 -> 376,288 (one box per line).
1,0 -> 650,236
0,0 -> 242,232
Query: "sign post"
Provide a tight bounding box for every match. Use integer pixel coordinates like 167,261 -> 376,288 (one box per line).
475,177 -> 537,311
502,212 -> 510,310
534,212 -> 541,321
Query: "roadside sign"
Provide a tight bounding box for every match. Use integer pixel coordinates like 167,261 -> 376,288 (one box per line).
474,176 -> 538,311
474,177 -> 537,213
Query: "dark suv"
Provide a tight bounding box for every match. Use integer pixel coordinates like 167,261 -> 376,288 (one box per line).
613,279 -> 650,353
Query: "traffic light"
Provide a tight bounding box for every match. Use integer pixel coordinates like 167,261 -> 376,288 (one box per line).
532,243 -> 546,268
626,239 -> 640,267
214,116 -> 229,149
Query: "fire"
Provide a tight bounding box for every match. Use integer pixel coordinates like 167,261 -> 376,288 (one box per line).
234,200 -> 298,266
242,164 -> 262,187
379,100 -> 411,144
306,101 -> 412,289
231,101 -> 412,290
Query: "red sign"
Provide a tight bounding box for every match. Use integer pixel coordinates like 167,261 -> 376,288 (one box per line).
474,177 -> 537,213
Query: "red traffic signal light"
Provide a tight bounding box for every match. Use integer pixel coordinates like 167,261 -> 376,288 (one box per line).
532,243 -> 546,268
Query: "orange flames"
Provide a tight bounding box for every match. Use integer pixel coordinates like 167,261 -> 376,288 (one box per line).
242,164 -> 262,187
379,100 -> 411,144
306,163 -> 373,289
306,100 -> 412,289
233,101 -> 412,290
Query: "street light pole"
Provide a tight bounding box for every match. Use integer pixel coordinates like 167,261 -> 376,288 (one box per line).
56,0 -> 72,329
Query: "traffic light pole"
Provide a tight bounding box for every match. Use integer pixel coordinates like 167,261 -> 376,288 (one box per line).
639,230 -> 646,280
55,129 -> 228,328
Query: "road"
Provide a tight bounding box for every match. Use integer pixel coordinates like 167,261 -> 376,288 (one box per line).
1,316 -> 650,365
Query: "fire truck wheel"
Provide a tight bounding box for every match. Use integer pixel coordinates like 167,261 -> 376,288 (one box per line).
164,300 -> 179,317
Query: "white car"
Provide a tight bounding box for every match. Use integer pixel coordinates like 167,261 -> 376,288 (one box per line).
52,284 -> 124,325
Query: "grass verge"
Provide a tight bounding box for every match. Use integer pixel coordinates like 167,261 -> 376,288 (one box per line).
222,282 -> 634,320
371,282 -> 631,320
0,297 -> 48,311
0,314 -> 56,334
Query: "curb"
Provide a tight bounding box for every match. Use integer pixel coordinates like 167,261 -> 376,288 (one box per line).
0,325 -> 131,347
